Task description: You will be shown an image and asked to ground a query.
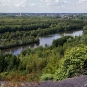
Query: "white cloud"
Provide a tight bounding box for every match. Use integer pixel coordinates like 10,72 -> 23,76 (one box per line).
79,0 -> 87,1
79,0 -> 87,3
0,0 -> 87,13
31,3 -> 36,6
0,0 -> 27,7
55,0 -> 59,2
40,0 -> 51,2
41,0 -> 67,6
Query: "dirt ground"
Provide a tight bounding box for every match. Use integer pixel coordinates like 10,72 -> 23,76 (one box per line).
0,75 -> 87,87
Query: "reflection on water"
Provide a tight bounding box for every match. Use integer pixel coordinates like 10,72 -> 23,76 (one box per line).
39,34 -> 61,46
1,30 -> 83,55
2,43 -> 39,55
63,30 -> 83,37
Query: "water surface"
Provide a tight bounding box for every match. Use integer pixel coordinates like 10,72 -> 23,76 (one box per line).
2,30 -> 83,55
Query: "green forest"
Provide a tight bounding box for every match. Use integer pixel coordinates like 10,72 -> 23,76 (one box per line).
0,16 -> 87,82
0,16 -> 84,49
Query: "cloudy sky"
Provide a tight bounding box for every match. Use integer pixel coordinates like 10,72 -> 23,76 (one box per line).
0,0 -> 87,13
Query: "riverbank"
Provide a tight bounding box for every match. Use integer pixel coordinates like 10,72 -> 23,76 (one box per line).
1,30 -> 83,55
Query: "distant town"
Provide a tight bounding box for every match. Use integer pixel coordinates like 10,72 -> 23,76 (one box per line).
0,13 -> 87,19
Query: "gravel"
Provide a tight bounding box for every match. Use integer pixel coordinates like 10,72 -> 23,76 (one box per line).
0,75 -> 87,87
34,75 -> 87,87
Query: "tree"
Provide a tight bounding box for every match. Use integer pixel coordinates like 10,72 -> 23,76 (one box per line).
54,44 -> 87,81
0,51 -> 4,72
4,53 -> 20,71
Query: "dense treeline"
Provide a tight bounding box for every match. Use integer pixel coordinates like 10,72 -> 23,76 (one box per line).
0,17 -> 84,33
0,16 -> 86,49
0,33 -> 39,49
1,17 -> 87,82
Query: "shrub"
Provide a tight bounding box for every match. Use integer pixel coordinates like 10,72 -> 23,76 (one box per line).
0,72 -> 8,80
54,44 -> 87,81
40,74 -> 53,81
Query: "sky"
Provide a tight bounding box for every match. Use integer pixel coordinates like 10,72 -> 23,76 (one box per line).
0,0 -> 87,13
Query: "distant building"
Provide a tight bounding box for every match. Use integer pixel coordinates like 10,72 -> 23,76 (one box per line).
15,13 -> 22,17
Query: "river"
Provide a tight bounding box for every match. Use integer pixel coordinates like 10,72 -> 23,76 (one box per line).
1,30 -> 83,55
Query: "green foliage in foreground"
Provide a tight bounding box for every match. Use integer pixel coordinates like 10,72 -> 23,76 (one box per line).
54,44 -> 87,80
1,32 -> 87,81
40,74 -> 53,81
40,45 -> 87,81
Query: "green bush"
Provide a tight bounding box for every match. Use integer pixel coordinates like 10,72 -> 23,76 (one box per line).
54,68 -> 68,81
40,74 -> 53,81
0,72 -> 8,80
54,44 -> 87,81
